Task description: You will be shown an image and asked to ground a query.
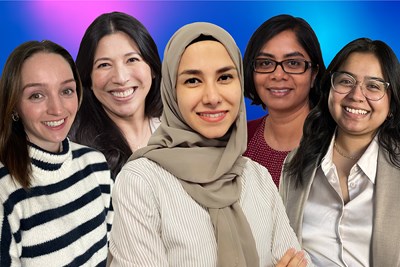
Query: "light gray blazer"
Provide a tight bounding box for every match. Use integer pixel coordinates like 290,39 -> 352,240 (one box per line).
279,147 -> 400,266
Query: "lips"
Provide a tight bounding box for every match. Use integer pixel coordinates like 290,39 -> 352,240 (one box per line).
197,111 -> 227,122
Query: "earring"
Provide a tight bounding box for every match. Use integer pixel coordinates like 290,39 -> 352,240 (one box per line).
11,111 -> 19,122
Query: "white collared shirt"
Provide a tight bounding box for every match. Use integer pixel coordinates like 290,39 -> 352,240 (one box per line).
302,135 -> 378,267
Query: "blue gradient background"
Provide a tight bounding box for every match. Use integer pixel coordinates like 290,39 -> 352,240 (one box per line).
1,1 -> 399,119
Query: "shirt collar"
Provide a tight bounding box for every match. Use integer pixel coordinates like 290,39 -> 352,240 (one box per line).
321,133 -> 378,184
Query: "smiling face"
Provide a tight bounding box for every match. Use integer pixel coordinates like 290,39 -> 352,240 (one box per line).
176,40 -> 241,139
328,52 -> 390,139
17,52 -> 78,152
91,31 -> 153,120
253,30 -> 317,113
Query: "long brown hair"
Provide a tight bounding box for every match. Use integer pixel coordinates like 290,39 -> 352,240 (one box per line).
0,40 -> 82,188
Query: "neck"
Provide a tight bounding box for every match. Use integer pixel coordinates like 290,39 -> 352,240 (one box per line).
334,131 -> 375,161
264,104 -> 310,151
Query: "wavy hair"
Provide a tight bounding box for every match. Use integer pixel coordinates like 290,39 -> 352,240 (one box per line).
70,12 -> 162,179
0,40 -> 82,188
285,37 -> 400,187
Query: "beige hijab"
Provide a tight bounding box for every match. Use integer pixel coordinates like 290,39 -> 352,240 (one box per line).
130,22 -> 259,266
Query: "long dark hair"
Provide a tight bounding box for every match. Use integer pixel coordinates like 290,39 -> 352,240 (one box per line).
285,37 -> 400,187
0,40 -> 82,188
70,12 -> 162,179
243,14 -> 325,109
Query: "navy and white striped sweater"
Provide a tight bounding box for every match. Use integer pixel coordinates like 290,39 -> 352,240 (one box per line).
0,138 -> 113,266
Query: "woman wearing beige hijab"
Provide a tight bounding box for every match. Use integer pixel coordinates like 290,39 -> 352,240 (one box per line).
109,22 -> 311,267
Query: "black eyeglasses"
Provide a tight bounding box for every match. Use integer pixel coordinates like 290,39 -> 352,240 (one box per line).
331,71 -> 389,101
253,58 -> 314,74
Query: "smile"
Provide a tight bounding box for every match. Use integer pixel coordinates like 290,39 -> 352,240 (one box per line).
43,119 -> 65,127
111,88 -> 135,98
270,89 -> 290,93
345,107 -> 369,115
199,112 -> 226,118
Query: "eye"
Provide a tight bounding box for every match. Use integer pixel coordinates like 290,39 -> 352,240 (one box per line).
336,74 -> 355,87
218,74 -> 233,83
365,80 -> 384,91
62,88 -> 75,96
257,59 -> 274,67
184,78 -> 201,85
285,59 -> 304,69
288,60 -> 301,66
96,62 -> 110,69
29,93 -> 44,101
127,57 -> 140,63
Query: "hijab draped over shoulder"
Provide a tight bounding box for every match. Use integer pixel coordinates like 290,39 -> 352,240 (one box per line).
130,22 -> 259,267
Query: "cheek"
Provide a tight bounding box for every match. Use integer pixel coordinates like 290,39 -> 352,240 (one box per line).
253,73 -> 264,89
67,97 -> 79,114
91,72 -> 107,91
327,90 -> 338,117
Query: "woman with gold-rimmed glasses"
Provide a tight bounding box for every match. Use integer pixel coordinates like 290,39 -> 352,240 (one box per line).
280,37 -> 400,266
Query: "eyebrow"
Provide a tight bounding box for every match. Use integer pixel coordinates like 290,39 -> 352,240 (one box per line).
257,51 -> 306,59
178,65 -> 236,77
93,51 -> 141,65
23,78 -> 76,90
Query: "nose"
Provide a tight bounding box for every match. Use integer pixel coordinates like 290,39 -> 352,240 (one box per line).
47,95 -> 63,115
347,82 -> 367,102
202,83 -> 222,106
112,63 -> 130,85
270,63 -> 288,80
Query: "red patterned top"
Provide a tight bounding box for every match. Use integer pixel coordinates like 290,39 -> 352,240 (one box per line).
244,116 -> 290,187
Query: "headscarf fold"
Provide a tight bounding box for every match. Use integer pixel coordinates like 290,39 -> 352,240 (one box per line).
130,22 -> 259,267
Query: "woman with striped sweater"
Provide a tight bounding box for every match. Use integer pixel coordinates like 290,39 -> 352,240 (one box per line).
0,40 -> 113,266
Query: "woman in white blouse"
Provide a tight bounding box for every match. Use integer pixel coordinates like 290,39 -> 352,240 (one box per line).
280,38 -> 400,266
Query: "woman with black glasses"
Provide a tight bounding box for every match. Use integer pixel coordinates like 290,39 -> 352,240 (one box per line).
280,37 -> 400,266
243,14 -> 325,187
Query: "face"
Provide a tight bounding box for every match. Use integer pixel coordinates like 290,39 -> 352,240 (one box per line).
17,52 -> 78,152
328,52 -> 390,139
176,40 -> 241,139
253,30 -> 317,113
91,31 -> 153,120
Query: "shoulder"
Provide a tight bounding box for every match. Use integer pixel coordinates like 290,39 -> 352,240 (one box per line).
116,157 -> 177,189
247,116 -> 265,141
69,141 -> 107,162
241,158 -> 277,193
68,141 -> 111,182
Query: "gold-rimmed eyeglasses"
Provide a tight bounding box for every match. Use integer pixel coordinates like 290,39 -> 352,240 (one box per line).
331,71 -> 389,101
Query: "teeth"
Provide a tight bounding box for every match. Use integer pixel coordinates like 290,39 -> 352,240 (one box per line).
44,119 -> 64,127
345,107 -> 368,115
200,112 -> 225,118
270,89 -> 289,93
111,88 -> 134,98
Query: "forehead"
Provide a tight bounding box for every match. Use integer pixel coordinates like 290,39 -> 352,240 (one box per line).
20,52 -> 73,84
339,52 -> 383,77
178,40 -> 234,69
259,30 -> 309,58
95,31 -> 139,56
